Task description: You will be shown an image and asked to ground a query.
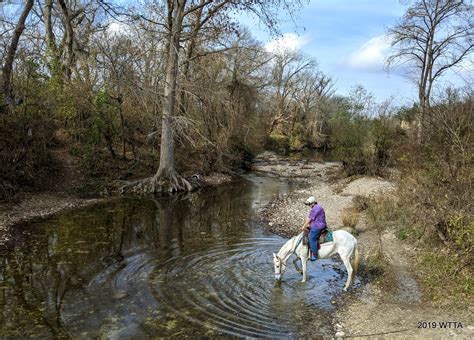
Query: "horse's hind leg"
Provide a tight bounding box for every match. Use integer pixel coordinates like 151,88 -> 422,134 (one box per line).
293,257 -> 302,274
341,255 -> 353,291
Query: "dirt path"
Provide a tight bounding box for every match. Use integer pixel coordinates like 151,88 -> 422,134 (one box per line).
255,152 -> 473,339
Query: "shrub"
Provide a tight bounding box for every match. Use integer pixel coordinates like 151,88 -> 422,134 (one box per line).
420,252 -> 473,303
265,133 -> 290,154
342,208 -> 359,229
0,111 -> 57,199
353,195 -> 369,212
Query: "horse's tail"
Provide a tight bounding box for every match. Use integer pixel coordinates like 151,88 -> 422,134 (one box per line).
351,241 -> 360,276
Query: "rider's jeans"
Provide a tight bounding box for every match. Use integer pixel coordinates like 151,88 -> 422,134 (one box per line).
309,228 -> 323,255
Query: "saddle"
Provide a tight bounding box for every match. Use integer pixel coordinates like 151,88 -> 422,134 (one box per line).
302,228 -> 333,250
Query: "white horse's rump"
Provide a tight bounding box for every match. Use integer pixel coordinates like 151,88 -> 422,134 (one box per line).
272,230 -> 360,291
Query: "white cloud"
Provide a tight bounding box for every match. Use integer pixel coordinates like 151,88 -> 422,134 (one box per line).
107,21 -> 130,37
265,33 -> 309,54
342,35 -> 391,72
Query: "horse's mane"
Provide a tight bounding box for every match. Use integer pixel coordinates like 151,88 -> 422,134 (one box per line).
277,232 -> 304,260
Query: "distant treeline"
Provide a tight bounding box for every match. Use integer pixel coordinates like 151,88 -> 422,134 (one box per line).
0,1 -> 472,201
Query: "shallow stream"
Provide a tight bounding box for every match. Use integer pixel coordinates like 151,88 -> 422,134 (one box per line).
0,175 -> 348,338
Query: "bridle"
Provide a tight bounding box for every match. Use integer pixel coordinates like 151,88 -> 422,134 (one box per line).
274,255 -> 287,278
274,233 -> 305,280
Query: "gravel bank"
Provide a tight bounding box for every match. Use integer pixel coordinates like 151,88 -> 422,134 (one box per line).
255,152 -> 473,339
254,152 -> 395,236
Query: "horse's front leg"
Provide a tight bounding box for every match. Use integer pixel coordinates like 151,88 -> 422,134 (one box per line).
293,257 -> 302,274
301,257 -> 308,283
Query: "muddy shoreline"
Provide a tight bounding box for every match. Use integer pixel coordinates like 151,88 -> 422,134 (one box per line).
0,173 -> 232,246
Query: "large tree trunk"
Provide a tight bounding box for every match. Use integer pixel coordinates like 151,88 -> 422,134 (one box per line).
417,92 -> 426,144
155,1 -> 183,177
44,0 -> 61,79
1,0 -> 34,105
135,0 -> 192,194
58,0 -> 74,81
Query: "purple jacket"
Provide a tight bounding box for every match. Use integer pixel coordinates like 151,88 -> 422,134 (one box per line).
309,203 -> 327,230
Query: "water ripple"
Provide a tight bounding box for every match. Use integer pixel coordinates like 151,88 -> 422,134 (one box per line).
148,236 -> 344,338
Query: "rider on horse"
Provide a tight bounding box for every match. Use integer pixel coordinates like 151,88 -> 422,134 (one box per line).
300,196 -> 327,261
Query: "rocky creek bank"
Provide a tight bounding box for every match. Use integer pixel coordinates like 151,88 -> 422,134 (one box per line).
254,151 -> 473,339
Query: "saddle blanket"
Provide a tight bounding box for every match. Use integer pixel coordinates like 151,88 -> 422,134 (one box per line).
320,229 -> 333,244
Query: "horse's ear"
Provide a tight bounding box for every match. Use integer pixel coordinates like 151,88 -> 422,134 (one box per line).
273,253 -> 277,259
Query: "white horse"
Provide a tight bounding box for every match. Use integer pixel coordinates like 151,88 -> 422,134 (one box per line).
272,230 -> 360,291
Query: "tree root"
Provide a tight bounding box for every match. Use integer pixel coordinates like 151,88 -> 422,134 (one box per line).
117,172 -> 198,195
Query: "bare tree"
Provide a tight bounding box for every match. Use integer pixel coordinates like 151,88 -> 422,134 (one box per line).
268,50 -> 316,134
388,0 -> 473,142
130,0 -> 308,194
1,0 -> 34,106
297,70 -> 335,144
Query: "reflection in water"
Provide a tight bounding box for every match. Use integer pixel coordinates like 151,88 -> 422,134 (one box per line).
0,175 -> 347,338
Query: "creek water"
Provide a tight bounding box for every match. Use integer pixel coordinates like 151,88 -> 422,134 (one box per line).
0,175 -> 348,338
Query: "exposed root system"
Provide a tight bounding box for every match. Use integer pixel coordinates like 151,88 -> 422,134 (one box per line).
119,172 -> 198,195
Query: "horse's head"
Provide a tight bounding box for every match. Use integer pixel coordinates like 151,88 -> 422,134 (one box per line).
273,253 -> 286,280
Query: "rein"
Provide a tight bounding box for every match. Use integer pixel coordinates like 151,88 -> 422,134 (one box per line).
292,233 -> 306,256
276,233 -> 307,272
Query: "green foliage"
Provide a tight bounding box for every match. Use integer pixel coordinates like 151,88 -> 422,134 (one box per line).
396,93 -> 473,256
265,126 -> 310,155
420,252 -> 473,303
447,214 -> 473,253
396,228 -> 408,240
90,89 -> 110,146
289,123 -> 306,151
395,104 -> 417,123
363,92 -> 473,302
329,112 -> 368,175
265,133 -> 290,154
329,110 -> 365,157
0,57 -> 61,199
328,105 -> 403,176
74,89 -> 120,172
365,193 -> 473,303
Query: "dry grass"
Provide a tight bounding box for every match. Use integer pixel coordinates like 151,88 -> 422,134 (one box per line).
352,195 -> 370,212
342,208 -> 359,229
365,194 -> 474,305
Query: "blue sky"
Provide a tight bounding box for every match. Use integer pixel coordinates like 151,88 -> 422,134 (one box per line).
236,0 -> 472,104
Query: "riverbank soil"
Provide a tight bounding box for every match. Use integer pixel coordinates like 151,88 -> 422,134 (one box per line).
0,147 -> 100,245
0,147 -> 232,245
255,152 -> 473,339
